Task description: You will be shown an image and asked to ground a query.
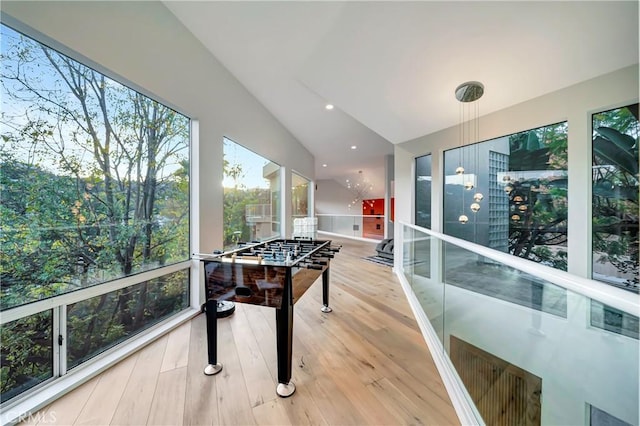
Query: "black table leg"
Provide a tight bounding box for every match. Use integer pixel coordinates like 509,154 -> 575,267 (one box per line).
204,299 -> 223,376
275,272 -> 295,397
321,266 -> 333,313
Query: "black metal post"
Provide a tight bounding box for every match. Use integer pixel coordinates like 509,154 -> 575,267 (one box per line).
275,269 -> 295,396
206,299 -> 218,364
322,267 -> 330,306
321,266 -> 332,313
204,298 -> 222,375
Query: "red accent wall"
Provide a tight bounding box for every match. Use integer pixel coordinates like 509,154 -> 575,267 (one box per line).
362,198 -> 384,239
391,197 -> 395,222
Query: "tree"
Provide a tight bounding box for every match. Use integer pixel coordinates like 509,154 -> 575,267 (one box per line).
222,155 -> 271,249
0,25 -> 190,401
592,105 -> 639,290
507,123 -> 569,270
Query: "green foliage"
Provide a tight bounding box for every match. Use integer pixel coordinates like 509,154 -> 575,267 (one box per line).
1,25 -> 190,305
594,127 -> 638,178
531,246 -> 567,271
0,156 -> 79,307
509,123 -> 568,171
507,123 -> 569,270
223,186 -> 270,248
291,182 -> 309,217
0,311 -> 53,402
0,24 -> 192,401
592,105 -> 639,290
222,140 -> 275,249
66,271 -> 189,368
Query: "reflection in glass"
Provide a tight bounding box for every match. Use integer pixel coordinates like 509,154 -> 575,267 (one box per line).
291,172 -> 309,221
443,242 -> 567,317
403,225 -> 415,286
590,300 -> 639,340
400,223 -> 637,425
415,154 -> 432,229
291,172 -> 309,237
590,404 -> 634,426
443,122 -> 568,271
223,138 -> 281,250
67,269 -> 189,369
0,311 -> 53,402
592,104 -> 639,293
409,235 -> 444,344
271,170 -> 281,236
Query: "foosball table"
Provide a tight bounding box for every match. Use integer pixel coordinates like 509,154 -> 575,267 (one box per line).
196,238 -> 341,397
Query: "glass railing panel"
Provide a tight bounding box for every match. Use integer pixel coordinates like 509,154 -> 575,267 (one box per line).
590,404 -> 634,426
317,214 -> 386,241
440,241 -> 638,425
408,233 -> 445,344
317,215 -> 365,238
444,290 -> 638,425
397,222 -> 639,425
317,215 -> 333,235
332,216 -> 356,236
67,269 -> 190,369
590,300 -> 639,340
413,235 -> 431,279
1,310 -> 53,403
402,225 -> 415,286
443,242 -> 567,317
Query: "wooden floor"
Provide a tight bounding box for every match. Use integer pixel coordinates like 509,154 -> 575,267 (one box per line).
23,237 -> 459,425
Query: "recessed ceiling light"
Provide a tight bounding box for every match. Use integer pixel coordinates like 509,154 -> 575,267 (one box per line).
322,164 -> 327,167
325,104 -> 334,110
351,145 -> 357,150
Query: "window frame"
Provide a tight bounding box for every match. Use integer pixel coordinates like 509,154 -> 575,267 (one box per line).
0,18 -> 199,413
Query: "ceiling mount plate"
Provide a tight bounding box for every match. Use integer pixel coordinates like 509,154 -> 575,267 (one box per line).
455,81 -> 484,103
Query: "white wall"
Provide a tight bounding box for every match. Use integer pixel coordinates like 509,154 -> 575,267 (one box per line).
394,65 -> 639,279
1,1 -> 315,251
315,179 -> 361,215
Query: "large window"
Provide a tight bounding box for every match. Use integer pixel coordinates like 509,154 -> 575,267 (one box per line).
0,23 -> 190,401
291,172 -> 309,220
415,154 -> 432,229
223,138 -> 281,249
591,104 -> 639,293
443,122 -> 568,270
1,311 -> 53,402
67,270 -> 189,369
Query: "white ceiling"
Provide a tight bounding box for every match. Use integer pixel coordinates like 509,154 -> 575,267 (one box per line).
164,1 -> 638,197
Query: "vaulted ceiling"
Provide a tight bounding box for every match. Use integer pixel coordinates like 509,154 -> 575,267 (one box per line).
164,1 -> 638,196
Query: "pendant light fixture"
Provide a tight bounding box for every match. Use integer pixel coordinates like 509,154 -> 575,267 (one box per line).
346,170 -> 374,209
455,81 -> 484,224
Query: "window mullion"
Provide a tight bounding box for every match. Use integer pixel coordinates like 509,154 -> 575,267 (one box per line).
59,305 -> 68,376
52,307 -> 61,378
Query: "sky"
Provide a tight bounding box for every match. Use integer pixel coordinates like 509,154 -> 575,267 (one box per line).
222,137 -> 273,189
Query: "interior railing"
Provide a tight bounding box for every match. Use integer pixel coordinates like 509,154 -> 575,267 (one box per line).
396,221 -> 639,426
316,214 -> 384,240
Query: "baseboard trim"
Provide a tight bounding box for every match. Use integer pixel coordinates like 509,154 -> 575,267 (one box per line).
1,308 -> 200,426
396,271 -> 484,426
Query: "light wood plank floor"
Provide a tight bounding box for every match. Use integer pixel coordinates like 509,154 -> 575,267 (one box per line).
23,237 -> 459,425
